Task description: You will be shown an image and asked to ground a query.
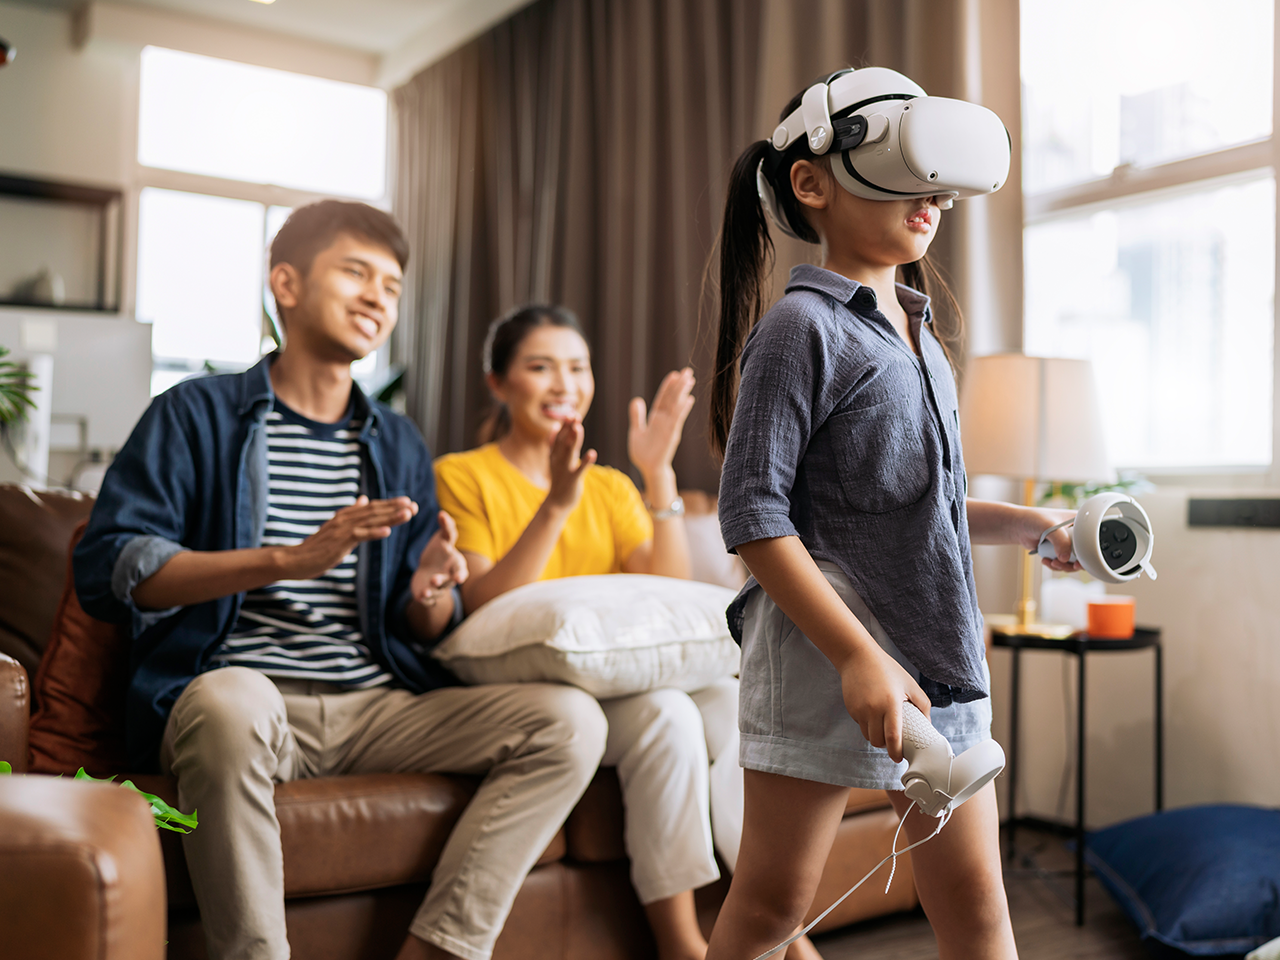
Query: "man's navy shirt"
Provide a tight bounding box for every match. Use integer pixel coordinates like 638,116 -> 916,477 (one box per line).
74,356 -> 459,770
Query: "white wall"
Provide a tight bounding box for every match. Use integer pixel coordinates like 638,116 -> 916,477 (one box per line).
0,2 -> 136,187
0,1 -> 151,482
979,486 -> 1280,828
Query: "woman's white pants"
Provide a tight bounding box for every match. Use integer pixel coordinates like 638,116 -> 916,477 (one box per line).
598,677 -> 742,904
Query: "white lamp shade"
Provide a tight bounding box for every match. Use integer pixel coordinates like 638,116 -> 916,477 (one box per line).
960,354 -> 1112,482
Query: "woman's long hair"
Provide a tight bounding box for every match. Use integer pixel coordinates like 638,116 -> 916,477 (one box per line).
477,303 -> 586,445
706,81 -> 964,461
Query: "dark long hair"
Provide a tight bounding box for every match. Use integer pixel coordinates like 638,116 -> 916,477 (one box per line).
707,80 -> 964,461
477,303 -> 586,444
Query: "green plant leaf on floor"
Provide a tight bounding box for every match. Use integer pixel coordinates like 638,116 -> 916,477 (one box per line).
74,768 -> 199,834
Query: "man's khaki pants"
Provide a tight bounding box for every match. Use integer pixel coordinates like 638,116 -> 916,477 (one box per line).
160,668 -> 608,960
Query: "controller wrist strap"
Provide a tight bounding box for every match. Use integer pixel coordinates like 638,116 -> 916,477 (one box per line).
1034,517 -> 1074,552
750,799 -> 952,960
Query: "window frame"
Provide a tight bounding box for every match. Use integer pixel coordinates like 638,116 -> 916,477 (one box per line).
127,46 -> 394,391
1020,1 -> 1280,485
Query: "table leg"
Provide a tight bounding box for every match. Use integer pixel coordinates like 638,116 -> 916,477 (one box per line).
1155,642 -> 1164,812
1006,646 -> 1021,863
1076,648 -> 1086,927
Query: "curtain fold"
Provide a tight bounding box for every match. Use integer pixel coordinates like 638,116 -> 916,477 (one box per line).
393,0 -> 1021,491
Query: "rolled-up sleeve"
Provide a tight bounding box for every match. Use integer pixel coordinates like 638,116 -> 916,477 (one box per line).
73,390 -> 198,629
718,300 -> 832,552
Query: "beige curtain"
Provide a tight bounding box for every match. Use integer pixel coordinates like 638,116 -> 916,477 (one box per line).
393,0 -> 1021,492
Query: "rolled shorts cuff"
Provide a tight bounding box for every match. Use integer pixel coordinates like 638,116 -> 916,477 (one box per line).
739,724 -> 994,793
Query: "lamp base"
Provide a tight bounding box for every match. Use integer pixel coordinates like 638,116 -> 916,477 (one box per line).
986,613 -> 1076,640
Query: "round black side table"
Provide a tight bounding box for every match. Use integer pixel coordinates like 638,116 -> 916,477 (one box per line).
992,627 -> 1163,926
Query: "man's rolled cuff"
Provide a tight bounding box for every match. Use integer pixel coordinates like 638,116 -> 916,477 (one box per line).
111,535 -> 189,628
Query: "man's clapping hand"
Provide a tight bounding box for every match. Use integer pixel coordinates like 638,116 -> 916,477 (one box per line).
284,495 -> 418,580
412,510 -> 469,608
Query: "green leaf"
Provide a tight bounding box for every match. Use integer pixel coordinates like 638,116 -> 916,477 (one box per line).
74,767 -> 198,833
119,780 -> 198,834
0,760 -> 11,774
0,346 -> 39,425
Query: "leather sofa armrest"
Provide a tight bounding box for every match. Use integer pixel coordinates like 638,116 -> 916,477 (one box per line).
0,652 -> 30,772
0,775 -> 167,960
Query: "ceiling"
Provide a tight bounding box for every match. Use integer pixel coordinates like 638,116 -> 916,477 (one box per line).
7,0 -> 477,54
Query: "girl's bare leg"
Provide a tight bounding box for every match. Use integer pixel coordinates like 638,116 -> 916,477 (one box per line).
706,770 -> 850,960
886,782 -> 1018,960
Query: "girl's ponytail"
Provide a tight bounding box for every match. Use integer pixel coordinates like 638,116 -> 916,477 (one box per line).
708,139 -> 775,461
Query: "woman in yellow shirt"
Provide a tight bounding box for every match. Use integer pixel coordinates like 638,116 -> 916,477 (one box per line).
436,306 -> 818,960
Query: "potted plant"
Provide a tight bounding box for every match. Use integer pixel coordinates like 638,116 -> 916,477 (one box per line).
0,345 -> 36,424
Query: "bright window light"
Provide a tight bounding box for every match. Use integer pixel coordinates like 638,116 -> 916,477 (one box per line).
1025,177 -> 1275,470
1021,0 -> 1273,194
138,188 -> 266,368
138,47 -> 387,199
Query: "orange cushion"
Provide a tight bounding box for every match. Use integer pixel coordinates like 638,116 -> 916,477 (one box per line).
27,522 -> 130,776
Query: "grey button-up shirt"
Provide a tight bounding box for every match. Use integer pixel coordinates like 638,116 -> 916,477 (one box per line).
718,263 -> 987,703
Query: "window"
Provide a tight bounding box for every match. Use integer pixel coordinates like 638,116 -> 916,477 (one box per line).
138,47 -> 387,199
1021,0 -> 1275,471
134,47 -> 388,395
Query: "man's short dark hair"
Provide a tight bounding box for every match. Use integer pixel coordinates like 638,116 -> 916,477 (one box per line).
270,200 -> 410,277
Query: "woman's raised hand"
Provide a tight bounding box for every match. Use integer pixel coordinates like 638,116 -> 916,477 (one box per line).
627,367 -> 696,480
545,417 -> 597,512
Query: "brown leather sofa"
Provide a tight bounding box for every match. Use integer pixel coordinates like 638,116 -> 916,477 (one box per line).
0,483 -> 918,960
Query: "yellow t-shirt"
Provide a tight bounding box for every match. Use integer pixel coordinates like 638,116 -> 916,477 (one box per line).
433,443 -> 654,578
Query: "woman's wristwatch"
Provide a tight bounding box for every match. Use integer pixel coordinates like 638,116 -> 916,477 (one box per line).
645,495 -> 685,520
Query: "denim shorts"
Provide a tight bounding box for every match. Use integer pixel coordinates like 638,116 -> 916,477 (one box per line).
738,561 -> 992,791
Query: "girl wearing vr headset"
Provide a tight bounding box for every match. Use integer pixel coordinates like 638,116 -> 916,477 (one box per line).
706,68 -> 1078,960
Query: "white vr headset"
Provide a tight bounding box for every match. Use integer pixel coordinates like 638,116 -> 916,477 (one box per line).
758,67 -> 1012,239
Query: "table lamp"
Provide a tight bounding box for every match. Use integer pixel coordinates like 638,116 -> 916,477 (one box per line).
960,354 -> 1111,638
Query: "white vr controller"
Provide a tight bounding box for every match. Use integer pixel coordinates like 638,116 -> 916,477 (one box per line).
899,700 -> 1006,818
1036,492 -> 1158,584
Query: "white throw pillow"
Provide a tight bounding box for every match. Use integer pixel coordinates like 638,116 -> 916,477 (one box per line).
432,574 -> 741,698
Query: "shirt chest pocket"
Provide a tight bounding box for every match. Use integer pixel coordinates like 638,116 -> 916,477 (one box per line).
825,403 -> 932,514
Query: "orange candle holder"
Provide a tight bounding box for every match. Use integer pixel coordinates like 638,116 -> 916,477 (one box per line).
1087,596 -> 1136,639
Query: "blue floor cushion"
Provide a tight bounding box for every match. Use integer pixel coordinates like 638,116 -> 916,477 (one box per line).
1086,805 -> 1280,957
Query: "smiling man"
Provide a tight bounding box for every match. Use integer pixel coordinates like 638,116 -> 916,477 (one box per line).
74,200 -> 608,960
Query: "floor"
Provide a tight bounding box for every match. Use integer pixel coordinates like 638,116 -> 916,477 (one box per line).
810,827 -> 1150,960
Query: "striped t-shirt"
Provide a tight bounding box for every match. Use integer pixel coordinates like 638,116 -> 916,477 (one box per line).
212,399 -> 393,688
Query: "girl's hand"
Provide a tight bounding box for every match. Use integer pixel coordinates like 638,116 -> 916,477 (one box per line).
837,645 -> 932,763
412,511 -> 470,607
545,417 -> 596,512
627,368 -> 695,480
1017,506 -> 1084,573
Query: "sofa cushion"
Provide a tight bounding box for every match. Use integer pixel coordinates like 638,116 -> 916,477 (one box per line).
566,768 -> 628,863
27,522 -> 130,777
0,485 -> 94,677
133,772 -> 500,906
